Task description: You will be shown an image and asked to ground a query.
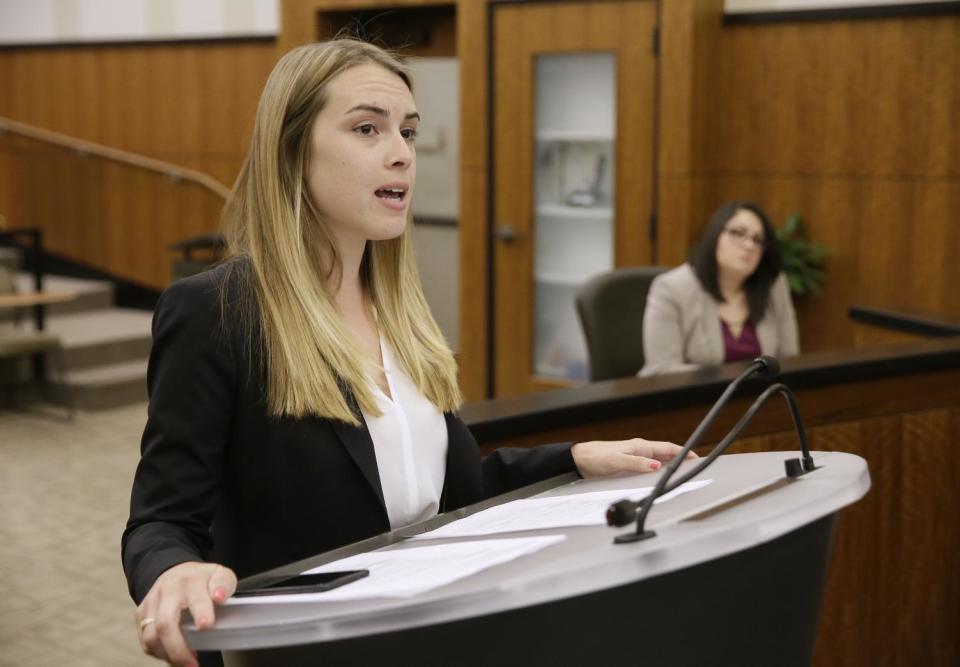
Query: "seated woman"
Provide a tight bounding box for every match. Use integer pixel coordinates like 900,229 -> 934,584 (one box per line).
639,201 -> 799,376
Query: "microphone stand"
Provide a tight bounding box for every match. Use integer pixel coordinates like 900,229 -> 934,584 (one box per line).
610,358 -> 816,544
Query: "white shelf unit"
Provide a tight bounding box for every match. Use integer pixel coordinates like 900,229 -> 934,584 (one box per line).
536,204 -> 613,220
536,130 -> 614,143
534,273 -> 590,287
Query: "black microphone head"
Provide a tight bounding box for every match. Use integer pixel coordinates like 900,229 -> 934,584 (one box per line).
606,500 -> 638,527
753,355 -> 780,378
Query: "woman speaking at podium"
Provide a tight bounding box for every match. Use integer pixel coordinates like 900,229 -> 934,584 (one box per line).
121,39 -> 689,667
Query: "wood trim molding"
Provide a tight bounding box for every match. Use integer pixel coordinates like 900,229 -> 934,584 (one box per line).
0,116 -> 231,200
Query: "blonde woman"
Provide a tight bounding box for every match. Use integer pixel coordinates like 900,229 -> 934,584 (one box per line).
122,40 -> 689,667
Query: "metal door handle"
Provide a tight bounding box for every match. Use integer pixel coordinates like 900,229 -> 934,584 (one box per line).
495,224 -> 519,242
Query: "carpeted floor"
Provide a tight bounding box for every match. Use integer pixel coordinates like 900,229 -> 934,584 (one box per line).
0,403 -> 157,666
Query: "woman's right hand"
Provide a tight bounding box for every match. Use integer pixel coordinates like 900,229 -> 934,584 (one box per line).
134,561 -> 237,666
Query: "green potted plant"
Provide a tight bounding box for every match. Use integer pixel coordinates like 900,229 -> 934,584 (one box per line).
777,213 -> 827,298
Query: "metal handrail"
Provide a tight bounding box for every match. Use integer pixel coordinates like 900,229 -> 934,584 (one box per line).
0,115 -> 231,200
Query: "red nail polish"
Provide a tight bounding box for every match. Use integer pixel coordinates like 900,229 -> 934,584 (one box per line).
213,588 -> 225,601
650,461 -> 661,470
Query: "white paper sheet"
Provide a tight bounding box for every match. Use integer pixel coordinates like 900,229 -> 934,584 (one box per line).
224,535 -> 565,605
411,479 -> 713,540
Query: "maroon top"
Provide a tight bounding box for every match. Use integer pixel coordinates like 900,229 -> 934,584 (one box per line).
721,319 -> 761,363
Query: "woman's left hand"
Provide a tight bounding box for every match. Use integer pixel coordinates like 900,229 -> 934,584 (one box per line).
570,438 -> 696,478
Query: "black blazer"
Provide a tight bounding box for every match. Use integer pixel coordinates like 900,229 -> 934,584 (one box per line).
122,261 -> 575,604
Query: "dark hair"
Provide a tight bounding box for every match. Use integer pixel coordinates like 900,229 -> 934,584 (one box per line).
690,201 -> 783,324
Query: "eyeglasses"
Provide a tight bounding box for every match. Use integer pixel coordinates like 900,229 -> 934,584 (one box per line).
722,226 -> 765,249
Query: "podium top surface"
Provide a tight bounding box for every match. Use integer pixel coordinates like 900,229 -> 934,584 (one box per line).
186,450 -> 870,651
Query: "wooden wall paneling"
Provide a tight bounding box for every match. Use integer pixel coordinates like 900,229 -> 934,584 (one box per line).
76,158 -> 107,265
898,408 -> 960,662
0,146 -> 12,225
657,0 -> 697,176
72,49 -> 102,140
655,0 -> 721,265
491,3 -> 533,397
857,180 -> 916,313
151,48 -> 197,161
456,0 -> 489,401
802,408 -> 960,666
278,0 -> 316,51
613,1 -> 656,267
0,40 -> 276,288
120,48 -> 153,153
856,17 -> 960,179
102,163 -> 130,277
197,43 -> 276,159
808,415 -> 903,667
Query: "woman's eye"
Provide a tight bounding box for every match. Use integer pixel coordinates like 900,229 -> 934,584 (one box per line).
354,124 -> 376,136
401,128 -> 418,141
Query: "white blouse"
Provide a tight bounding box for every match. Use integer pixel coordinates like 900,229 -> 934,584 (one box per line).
361,337 -> 448,530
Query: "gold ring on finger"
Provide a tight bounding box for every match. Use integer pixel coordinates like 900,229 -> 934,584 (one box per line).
139,617 -> 157,632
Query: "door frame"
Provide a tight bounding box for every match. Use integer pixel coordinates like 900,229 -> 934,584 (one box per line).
486,0 -> 662,398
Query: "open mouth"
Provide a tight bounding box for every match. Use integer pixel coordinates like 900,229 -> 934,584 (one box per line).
375,187 -> 407,201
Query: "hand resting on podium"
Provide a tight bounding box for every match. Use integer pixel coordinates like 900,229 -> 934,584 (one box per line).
571,438 -> 697,478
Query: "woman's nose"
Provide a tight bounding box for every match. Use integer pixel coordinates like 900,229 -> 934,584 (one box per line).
387,133 -> 413,169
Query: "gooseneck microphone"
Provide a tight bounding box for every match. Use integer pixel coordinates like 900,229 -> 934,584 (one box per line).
608,355 -> 813,544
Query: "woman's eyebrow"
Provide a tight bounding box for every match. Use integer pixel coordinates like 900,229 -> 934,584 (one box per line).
345,104 -> 420,122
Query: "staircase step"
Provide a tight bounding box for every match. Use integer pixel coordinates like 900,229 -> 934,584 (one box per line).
50,359 -> 149,411
12,273 -> 114,315
1,270 -> 155,411
11,308 -> 153,371
0,247 -> 20,273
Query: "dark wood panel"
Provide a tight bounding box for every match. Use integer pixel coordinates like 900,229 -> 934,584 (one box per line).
705,16 -> 960,177
456,0 -> 489,401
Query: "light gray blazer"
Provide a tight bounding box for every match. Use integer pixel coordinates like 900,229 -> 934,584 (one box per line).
639,264 -> 799,377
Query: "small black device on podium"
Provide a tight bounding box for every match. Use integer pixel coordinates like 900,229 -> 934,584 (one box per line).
234,570 -> 369,597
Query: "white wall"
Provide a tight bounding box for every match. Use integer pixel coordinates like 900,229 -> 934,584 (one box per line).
0,0 -> 278,45
726,0 -> 955,13
408,57 -> 460,350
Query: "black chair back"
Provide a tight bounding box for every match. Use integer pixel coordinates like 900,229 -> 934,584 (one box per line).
575,266 -> 667,381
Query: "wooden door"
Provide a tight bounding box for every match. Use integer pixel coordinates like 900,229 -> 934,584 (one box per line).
492,0 -> 657,397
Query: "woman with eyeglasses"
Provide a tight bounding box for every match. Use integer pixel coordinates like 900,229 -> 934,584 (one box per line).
639,201 -> 798,376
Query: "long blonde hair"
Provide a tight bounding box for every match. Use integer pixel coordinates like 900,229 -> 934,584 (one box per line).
221,40 -> 461,424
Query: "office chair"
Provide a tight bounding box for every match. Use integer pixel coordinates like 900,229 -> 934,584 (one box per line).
575,266 -> 667,381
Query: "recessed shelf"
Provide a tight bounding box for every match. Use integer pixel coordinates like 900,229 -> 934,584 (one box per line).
536,204 -> 612,220
536,130 -> 614,143
535,271 -> 594,287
